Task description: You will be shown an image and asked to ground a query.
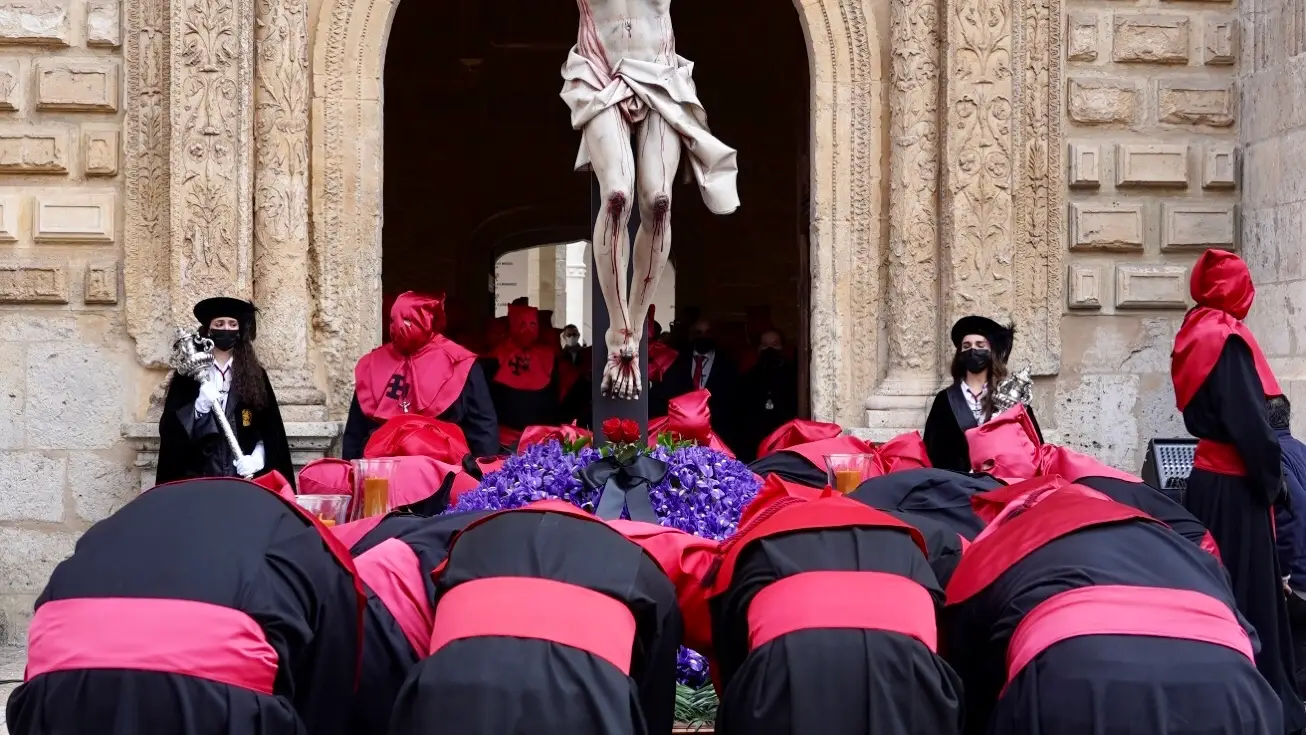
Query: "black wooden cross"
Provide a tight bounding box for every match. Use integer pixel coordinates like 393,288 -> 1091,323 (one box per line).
589,173 -> 649,445
508,354 -> 531,375
385,374 -> 409,400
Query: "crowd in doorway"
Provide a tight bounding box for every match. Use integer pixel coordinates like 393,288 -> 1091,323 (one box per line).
334,293 -> 803,463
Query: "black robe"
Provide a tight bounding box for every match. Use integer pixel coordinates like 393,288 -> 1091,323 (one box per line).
6,479 -> 360,735
847,467 -> 1003,539
342,362 -> 499,459
1179,338 -> 1306,731
944,518 -> 1281,735
711,523 -> 964,735
389,508 -> 682,735
1076,475 -> 1213,551
879,509 -> 967,587
556,349 -> 592,428
747,449 -> 833,488
923,385 -> 1043,472
157,370 -> 295,488
350,510 -> 491,734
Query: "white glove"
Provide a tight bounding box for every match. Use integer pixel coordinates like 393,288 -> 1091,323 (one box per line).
234,443 -> 265,477
194,379 -> 222,416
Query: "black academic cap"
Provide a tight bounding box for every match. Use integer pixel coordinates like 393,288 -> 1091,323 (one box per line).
193,297 -> 258,340
950,315 -> 1014,362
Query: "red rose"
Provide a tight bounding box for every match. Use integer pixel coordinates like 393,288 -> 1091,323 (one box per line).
619,419 -> 640,443
601,417 -> 623,442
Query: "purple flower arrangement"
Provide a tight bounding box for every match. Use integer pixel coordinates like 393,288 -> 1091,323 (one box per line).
450,438 -> 761,687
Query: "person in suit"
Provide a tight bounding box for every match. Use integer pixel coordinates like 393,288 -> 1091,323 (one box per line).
654,317 -> 741,450
738,329 -> 799,462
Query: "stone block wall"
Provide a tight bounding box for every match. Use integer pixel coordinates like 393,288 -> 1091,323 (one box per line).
1239,0 -> 1306,438
0,0 -> 138,645
1056,0 -> 1243,470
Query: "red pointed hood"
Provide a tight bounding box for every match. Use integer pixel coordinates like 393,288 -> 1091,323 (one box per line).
1191,249 -> 1254,319
389,291 -> 446,355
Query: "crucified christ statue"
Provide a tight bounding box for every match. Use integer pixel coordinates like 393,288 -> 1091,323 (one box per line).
561,0 -> 739,400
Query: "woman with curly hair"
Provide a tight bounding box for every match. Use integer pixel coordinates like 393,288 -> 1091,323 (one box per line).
156,297 -> 294,487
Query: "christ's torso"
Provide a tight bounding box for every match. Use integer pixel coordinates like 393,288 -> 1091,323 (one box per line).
576,0 -> 675,66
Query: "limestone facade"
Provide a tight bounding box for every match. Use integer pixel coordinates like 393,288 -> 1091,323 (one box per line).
0,0 -> 1300,644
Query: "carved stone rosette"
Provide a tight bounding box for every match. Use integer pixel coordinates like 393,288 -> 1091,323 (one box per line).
171,0 -> 255,306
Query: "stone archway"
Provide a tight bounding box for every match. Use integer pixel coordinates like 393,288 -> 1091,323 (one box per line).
308,0 -> 886,425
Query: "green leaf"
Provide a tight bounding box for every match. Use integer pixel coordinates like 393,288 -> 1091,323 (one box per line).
563,436 -> 591,453
616,443 -> 641,464
673,683 -> 718,726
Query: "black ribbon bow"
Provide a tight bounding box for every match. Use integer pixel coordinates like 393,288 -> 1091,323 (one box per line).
580,454 -> 667,523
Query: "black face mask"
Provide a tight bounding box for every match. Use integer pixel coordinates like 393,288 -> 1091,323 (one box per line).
758,347 -> 783,364
692,337 -> 715,354
209,329 -> 241,351
962,348 -> 991,374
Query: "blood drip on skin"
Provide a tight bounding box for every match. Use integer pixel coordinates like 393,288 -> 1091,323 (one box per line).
605,192 -> 631,334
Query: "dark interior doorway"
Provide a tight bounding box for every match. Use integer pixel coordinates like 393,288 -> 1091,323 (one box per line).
382,0 -> 811,413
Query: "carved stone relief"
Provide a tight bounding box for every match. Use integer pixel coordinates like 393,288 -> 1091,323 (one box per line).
942,0 -> 1016,358
171,0 -> 253,303
937,0 -> 1062,377
884,0 -> 940,384
1011,0 -> 1064,374
116,0 -> 1064,429
123,0 -> 172,366
253,0 -> 312,377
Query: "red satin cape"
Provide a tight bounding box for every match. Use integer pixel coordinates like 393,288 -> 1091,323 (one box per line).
1172,309 -> 1281,410
755,419 -> 843,460
712,487 -> 927,596
490,342 -> 555,392
947,490 -> 1159,605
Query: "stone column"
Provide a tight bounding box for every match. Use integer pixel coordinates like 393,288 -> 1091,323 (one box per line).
939,0 -> 1016,364
124,0 -> 174,367
864,0 -> 943,435
253,0 -> 328,422
170,0 -> 255,311
938,0 -> 1063,376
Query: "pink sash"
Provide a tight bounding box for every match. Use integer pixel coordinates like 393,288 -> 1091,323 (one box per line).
428,576 -> 636,674
1006,584 -> 1254,688
26,598 -> 279,694
354,538 -> 433,654
332,515 -> 387,549
748,571 -> 938,652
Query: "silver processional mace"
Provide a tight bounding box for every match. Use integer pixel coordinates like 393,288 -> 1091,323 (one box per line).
169,327 -> 254,480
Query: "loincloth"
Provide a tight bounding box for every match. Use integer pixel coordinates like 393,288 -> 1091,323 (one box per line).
560,45 -> 739,215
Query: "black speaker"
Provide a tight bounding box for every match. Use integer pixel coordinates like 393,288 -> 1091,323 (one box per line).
1141,438 -> 1198,505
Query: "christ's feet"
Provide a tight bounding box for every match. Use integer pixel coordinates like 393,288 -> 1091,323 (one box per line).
600,330 -> 642,400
